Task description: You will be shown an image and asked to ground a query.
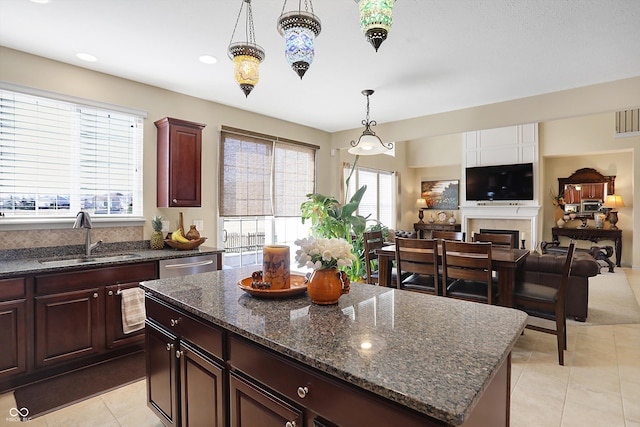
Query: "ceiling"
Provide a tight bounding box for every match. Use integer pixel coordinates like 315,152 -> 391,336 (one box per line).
1,0 -> 640,133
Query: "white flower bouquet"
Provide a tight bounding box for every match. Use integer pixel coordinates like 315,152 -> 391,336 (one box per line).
294,236 -> 356,270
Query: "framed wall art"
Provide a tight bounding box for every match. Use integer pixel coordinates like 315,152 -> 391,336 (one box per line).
420,180 -> 459,210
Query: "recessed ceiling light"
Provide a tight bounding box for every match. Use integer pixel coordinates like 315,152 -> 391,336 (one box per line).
199,55 -> 218,64
76,53 -> 98,62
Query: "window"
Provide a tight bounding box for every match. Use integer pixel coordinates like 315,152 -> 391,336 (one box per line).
343,163 -> 396,228
219,126 -> 317,268
0,84 -> 144,218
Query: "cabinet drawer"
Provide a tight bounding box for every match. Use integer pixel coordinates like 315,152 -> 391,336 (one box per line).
228,335 -> 441,427
0,277 -> 26,300
146,297 -> 223,360
35,262 -> 157,295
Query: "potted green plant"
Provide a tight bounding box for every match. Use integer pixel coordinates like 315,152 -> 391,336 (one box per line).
300,185 -> 369,282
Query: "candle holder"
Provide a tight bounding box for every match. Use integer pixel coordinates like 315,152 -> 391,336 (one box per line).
521,239 -> 526,250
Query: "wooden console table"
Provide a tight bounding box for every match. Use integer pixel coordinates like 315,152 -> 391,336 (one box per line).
552,227 -> 622,267
413,222 -> 461,239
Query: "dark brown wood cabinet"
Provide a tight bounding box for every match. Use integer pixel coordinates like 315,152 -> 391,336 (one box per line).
414,222 -> 462,239
179,341 -> 225,427
106,282 -> 146,349
145,295 -> 226,427
146,320 -> 179,427
33,263 -> 156,368
155,117 -> 206,208
229,371 -> 302,427
0,278 -> 27,380
35,287 -> 103,367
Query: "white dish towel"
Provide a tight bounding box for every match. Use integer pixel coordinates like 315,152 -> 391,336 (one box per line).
120,287 -> 146,334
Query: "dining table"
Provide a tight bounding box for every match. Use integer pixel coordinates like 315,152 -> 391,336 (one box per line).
375,243 -> 530,307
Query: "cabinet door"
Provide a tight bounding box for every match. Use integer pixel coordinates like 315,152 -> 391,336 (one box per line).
155,117 -> 205,207
35,288 -> 102,368
229,372 -> 303,427
146,321 -> 179,427
0,299 -> 27,379
179,341 -> 225,427
105,282 -> 145,349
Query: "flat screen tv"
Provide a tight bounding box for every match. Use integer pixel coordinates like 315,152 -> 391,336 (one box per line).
465,163 -> 534,201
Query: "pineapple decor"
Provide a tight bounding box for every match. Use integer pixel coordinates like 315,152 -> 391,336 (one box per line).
150,215 -> 165,250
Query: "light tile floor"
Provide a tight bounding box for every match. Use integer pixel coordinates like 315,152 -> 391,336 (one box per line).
2,269 -> 639,427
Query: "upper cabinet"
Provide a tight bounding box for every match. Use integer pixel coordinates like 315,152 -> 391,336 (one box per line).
155,117 -> 206,208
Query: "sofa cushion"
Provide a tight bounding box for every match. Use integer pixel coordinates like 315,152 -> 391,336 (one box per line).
523,252 -> 599,278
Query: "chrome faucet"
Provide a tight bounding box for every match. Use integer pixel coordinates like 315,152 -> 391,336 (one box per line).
73,211 -> 103,257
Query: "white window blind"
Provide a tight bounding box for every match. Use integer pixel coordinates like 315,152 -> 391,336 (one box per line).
0,87 -> 143,217
219,127 -> 317,217
343,163 -> 395,228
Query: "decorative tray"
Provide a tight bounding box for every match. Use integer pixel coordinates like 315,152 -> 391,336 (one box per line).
164,237 -> 207,250
237,273 -> 308,299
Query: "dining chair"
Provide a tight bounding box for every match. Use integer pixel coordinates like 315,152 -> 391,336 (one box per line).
363,230 -> 397,285
472,232 -> 514,248
432,230 -> 466,242
394,237 -> 439,295
512,242 -> 576,365
442,240 -> 497,304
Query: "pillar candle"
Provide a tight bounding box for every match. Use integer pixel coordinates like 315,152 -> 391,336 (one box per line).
263,245 -> 290,290
522,232 -> 526,241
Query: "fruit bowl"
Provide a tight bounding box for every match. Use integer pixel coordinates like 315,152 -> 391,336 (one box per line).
164,237 -> 207,250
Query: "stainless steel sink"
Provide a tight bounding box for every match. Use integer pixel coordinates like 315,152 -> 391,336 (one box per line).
39,253 -> 142,267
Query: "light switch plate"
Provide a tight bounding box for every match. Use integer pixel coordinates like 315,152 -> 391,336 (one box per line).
193,220 -> 204,232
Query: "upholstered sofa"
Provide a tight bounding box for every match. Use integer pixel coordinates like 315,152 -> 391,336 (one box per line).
519,251 -> 599,322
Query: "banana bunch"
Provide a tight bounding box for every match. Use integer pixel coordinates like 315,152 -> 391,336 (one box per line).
171,229 -> 190,243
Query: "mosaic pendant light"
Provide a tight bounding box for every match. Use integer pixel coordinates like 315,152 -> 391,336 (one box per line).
277,0 -> 321,79
356,0 -> 395,52
228,0 -> 265,97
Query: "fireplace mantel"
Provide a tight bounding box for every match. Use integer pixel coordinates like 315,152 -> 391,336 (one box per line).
461,204 -> 541,249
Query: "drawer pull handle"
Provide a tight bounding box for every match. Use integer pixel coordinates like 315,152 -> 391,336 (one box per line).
170,318 -> 181,327
166,343 -> 173,351
173,198 -> 178,203
285,422 -> 297,427
296,386 -> 308,399
176,350 -> 184,359
108,290 -> 114,296
93,292 -> 99,299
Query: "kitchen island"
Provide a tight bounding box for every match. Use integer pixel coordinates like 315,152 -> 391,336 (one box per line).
140,265 -> 527,427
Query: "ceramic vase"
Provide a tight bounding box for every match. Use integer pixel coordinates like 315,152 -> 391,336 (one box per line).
185,224 -> 200,240
307,268 -> 350,305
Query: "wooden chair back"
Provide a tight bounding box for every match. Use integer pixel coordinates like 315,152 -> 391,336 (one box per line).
473,232 -> 514,248
432,230 -> 466,242
395,238 -> 439,295
441,240 -> 495,304
363,230 -> 385,285
513,242 -> 576,365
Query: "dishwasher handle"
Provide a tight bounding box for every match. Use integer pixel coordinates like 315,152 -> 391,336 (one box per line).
163,259 -> 214,269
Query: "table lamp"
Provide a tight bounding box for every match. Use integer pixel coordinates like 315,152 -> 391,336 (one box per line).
416,198 -> 427,223
602,194 -> 625,230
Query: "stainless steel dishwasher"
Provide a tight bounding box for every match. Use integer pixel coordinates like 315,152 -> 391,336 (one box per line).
159,254 -> 218,278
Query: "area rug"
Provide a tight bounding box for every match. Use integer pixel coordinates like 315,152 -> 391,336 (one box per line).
14,350 -> 145,419
570,269 -> 640,326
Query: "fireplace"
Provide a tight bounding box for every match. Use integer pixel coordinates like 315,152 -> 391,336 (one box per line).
461,205 -> 540,250
479,229 -> 519,248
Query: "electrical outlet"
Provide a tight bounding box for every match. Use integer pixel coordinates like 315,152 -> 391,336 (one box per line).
161,220 -> 170,232
193,220 -> 204,232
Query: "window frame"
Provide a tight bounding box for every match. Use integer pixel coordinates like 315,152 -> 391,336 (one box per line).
0,82 -> 146,230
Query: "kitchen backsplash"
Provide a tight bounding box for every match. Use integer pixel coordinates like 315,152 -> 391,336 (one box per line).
0,226 -> 143,250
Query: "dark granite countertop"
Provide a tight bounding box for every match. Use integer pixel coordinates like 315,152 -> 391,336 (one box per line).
140,265 -> 528,425
0,241 -> 224,277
